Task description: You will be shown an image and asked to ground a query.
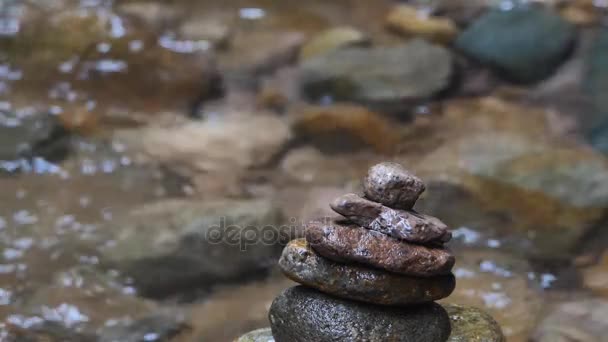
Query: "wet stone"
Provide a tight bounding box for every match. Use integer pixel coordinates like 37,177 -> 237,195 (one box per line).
269,286 -> 452,342
305,219 -> 455,277
444,304 -> 505,342
363,162 -> 426,210
279,239 -> 455,305
331,193 -> 451,244
236,328 -> 275,342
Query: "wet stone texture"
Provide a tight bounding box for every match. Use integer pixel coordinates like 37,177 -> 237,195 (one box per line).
305,219 -> 455,277
445,304 -> 505,342
363,162 -> 426,210
279,239 -> 455,305
269,286 -> 452,342
330,193 -> 451,244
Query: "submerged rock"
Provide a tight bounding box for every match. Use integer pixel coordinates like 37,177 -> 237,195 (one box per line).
584,29 -> 608,153
299,27 -> 369,60
291,104 -> 401,154
386,5 -> 459,44
330,193 -> 451,244
99,198 -> 283,297
99,312 -> 188,342
363,162 -> 425,209
456,7 -> 576,83
269,286 -> 452,342
445,304 -> 505,342
412,97 -> 608,258
533,299 -> 608,342
0,111 -> 70,169
299,40 -> 452,113
305,219 -> 455,277
279,239 -> 455,305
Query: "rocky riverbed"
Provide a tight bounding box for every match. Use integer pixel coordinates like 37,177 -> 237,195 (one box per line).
1,0 -> 608,341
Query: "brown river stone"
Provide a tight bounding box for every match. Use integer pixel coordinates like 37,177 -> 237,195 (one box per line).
363,162 -> 425,209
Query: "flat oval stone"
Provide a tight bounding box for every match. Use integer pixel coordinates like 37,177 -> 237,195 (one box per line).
363,162 -> 425,209
445,304 -> 505,342
331,193 -> 451,243
306,219 -> 455,277
269,286 -> 451,342
279,239 -> 455,305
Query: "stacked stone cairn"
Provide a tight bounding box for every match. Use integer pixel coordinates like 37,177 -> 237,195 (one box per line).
268,162 -> 457,342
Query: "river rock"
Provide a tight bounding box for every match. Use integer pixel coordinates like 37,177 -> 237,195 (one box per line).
456,6 -> 576,83
299,39 -> 453,113
99,312 -> 188,342
0,111 -> 70,168
331,193 -> 451,244
99,198 -> 283,297
532,299 -> 608,342
269,286 -> 452,342
363,162 -> 425,209
585,29 -> 608,153
280,239 -> 455,305
411,97 -> 608,259
445,304 -> 505,342
291,104 -> 401,154
299,26 -> 369,60
236,328 -> 275,342
305,219 -> 455,277
386,5 -> 459,44
583,251 -> 608,297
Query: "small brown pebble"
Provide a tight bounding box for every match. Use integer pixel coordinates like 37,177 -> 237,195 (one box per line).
363,162 -> 425,209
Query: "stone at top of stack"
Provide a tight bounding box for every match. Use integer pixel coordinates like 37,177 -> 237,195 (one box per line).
270,162 -> 456,341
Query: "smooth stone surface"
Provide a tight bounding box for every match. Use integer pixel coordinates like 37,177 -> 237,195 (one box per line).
269,286 -> 451,342
456,7 -> 576,83
235,328 -> 274,342
99,198 -> 284,297
305,219 -> 455,277
299,26 -> 369,60
445,304 -> 505,342
279,239 -> 455,305
363,162 -> 426,209
533,299 -> 608,342
386,4 -> 459,44
331,193 -> 451,243
300,40 -> 452,112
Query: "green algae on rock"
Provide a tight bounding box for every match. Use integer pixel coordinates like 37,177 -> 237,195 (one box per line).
279,239 -> 455,305
444,304 -> 505,342
269,286 -> 452,342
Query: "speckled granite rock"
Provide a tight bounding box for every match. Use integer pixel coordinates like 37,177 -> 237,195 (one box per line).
331,193 -> 451,244
306,219 -> 455,277
269,286 -> 451,342
279,239 -> 455,305
363,162 -> 426,209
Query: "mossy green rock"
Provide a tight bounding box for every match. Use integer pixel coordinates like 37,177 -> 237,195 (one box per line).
235,328 -> 274,342
269,286 -> 451,342
456,7 -> 576,83
445,304 -> 505,342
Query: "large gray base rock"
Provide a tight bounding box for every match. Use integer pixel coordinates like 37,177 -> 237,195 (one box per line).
269,286 -> 451,342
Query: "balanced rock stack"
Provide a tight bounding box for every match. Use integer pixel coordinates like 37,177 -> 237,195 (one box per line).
269,162 -> 457,341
